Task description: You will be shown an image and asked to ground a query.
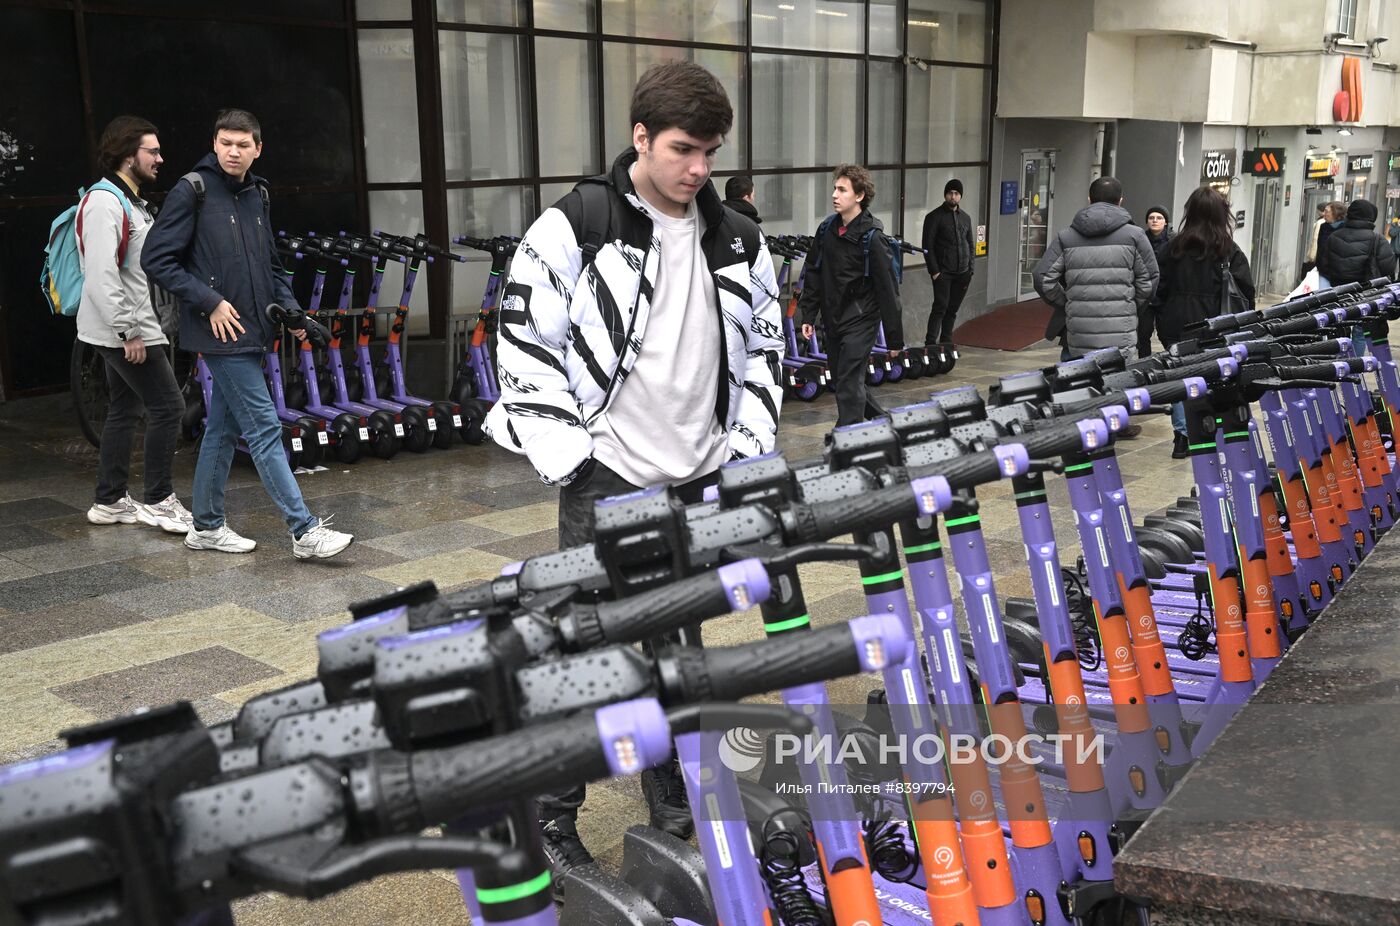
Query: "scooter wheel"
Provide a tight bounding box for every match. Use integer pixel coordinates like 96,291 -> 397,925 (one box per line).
885,359 -> 905,383
367,410 -> 401,459
401,406 -> 433,453
903,353 -> 925,380
180,395 -> 206,442
865,364 -> 884,387
316,368 -> 336,404
936,347 -> 958,375
331,413 -> 363,464
430,401 -> 457,449
285,377 -> 308,415
459,400 -> 488,444
294,416 -> 325,469
794,377 -> 821,402
282,424 -> 305,471
450,372 -> 477,409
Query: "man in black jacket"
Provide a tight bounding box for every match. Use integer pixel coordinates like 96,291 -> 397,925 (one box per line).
920,178 -> 975,348
1318,198 -> 1397,284
722,175 -> 762,224
142,109 -> 353,561
799,165 -> 904,426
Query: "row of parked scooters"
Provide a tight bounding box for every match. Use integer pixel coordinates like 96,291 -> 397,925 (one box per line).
769,234 -> 960,402
5,277 -> 1397,926
182,229 -> 510,469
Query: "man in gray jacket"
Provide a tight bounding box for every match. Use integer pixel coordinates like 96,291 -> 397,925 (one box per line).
1034,176 -> 1158,361
77,115 -> 193,533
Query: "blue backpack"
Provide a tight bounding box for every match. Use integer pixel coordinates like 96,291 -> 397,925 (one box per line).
41,179 -> 133,317
809,213 -> 907,285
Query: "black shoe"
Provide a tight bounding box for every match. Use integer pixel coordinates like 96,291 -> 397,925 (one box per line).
1172,432 -> 1189,459
540,817 -> 596,901
1119,423 -> 1143,440
640,759 -> 694,840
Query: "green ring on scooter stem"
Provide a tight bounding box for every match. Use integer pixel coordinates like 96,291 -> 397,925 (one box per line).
476,870 -> 552,905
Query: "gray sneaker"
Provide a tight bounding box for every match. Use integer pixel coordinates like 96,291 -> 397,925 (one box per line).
135,494 -> 194,534
185,523 -> 257,554
87,495 -> 138,525
292,517 -> 354,560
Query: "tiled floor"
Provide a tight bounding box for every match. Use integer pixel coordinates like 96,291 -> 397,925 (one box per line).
0,343 -> 1194,923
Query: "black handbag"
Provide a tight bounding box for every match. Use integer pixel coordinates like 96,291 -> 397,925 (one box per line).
1219,256 -> 1249,314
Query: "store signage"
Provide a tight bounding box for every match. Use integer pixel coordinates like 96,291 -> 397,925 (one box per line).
1307,156 -> 1340,179
1001,181 -> 1018,215
1387,187 -> 1400,200
1201,149 -> 1237,181
975,224 -> 988,257
1389,152 -> 1400,171
1235,209 -> 1246,229
1349,155 -> 1374,172
1244,148 -> 1285,176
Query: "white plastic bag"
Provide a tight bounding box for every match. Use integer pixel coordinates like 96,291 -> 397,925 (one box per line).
1288,267 -> 1331,299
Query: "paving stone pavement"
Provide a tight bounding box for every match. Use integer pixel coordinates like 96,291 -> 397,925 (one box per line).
0,343 -> 1197,923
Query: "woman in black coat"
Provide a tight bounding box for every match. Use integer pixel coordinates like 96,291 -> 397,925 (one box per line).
1154,187 -> 1255,456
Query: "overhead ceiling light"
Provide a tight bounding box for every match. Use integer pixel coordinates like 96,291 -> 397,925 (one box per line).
1338,127 -> 1354,136
910,20 -> 941,27
754,11 -> 777,18
777,2 -> 794,8
816,8 -> 849,16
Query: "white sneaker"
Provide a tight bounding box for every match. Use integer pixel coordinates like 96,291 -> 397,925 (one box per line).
88,495 -> 138,525
292,516 -> 354,560
135,494 -> 195,534
184,523 -> 257,554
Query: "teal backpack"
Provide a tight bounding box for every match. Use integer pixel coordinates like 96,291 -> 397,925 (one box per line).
40,179 -> 133,317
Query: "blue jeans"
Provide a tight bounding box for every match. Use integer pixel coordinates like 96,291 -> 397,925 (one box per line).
1171,401 -> 1187,436
195,352 -> 316,537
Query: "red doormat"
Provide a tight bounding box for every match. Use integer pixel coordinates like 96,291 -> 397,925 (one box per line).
952,298 -> 1055,351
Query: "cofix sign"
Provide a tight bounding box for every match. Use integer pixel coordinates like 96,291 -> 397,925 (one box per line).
1244,148 -> 1285,177
1201,149 -> 1237,181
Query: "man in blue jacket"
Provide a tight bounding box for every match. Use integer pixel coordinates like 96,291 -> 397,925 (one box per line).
142,109 -> 353,560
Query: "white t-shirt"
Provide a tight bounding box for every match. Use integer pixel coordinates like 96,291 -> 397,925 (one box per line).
589,184 -> 729,487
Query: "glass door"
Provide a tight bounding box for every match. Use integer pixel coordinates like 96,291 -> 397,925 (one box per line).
1018,150 -> 1055,301
1250,177 -> 1281,297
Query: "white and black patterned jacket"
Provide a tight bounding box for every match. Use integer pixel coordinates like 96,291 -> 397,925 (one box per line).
486,148 -> 785,485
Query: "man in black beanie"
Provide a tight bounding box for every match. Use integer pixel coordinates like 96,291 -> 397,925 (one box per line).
920,177 -> 975,357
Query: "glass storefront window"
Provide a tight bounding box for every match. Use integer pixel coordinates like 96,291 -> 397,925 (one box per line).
868,60 -> 902,165
868,168 -> 900,237
906,0 -> 990,63
355,0 -> 410,20
602,44 -> 745,172
536,37 -> 600,177
753,171 -> 833,239
440,31 -> 533,181
534,0 -> 593,31
437,0 -> 524,27
905,64 -> 987,165
751,54 -> 861,170
604,0 -> 744,44
868,0 -> 901,56
752,0 -> 864,54
358,29 -> 422,183
447,185 -> 536,310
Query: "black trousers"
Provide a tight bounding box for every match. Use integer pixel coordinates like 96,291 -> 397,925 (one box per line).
94,344 -> 184,505
539,461 -> 717,823
827,319 -> 885,428
1137,304 -> 1156,359
923,271 -> 973,345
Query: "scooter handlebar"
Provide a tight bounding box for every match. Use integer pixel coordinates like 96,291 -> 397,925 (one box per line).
665,615 -> 908,704
406,699 -> 672,825
563,559 -> 772,650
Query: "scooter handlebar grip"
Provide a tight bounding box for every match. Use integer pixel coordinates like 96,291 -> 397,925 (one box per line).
408,700 -> 671,824
1269,312 -> 1328,335
1276,361 -> 1352,381
1018,422 -> 1099,459
694,616 -> 908,702
584,560 -> 771,648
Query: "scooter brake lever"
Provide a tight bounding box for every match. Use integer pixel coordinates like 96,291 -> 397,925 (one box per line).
719,541 -> 878,569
